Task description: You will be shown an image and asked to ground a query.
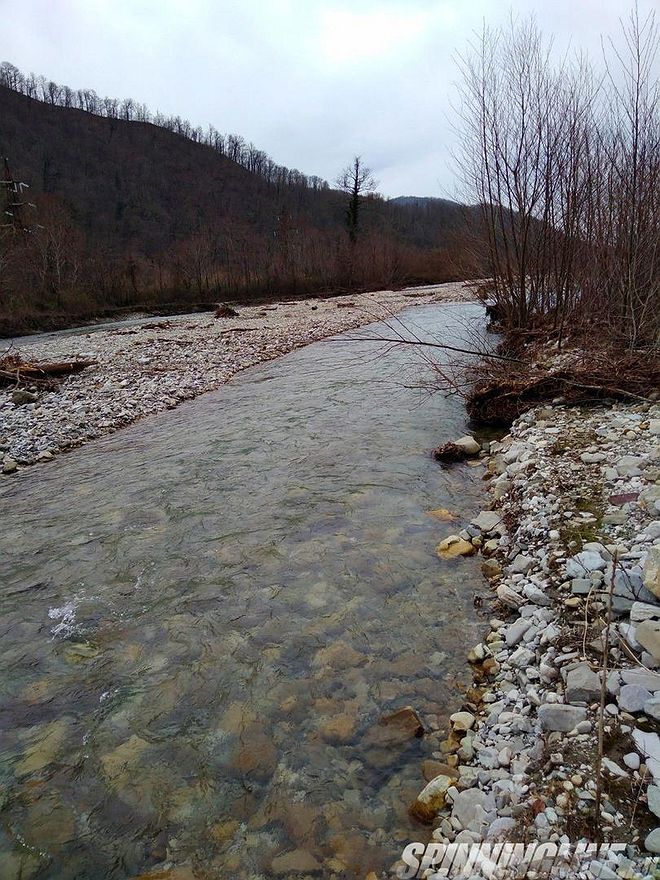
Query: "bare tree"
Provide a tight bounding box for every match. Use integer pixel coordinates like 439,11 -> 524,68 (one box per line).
455,10 -> 659,347
336,156 -> 378,243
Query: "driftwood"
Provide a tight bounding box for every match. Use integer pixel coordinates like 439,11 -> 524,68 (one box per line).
0,354 -> 96,389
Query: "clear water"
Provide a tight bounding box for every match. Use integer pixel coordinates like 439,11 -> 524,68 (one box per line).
0,303 -> 487,879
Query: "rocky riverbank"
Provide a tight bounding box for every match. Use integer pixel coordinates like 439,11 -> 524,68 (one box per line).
404,400 -> 660,879
0,282 -> 475,475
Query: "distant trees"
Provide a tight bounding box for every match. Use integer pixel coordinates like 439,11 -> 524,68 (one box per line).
0,61 -> 330,194
456,9 -> 659,347
336,156 -> 378,243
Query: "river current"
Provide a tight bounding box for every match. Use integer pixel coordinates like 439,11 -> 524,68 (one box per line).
0,302 -> 487,879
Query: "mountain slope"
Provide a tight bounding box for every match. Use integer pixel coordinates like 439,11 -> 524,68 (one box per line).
0,85 -> 343,254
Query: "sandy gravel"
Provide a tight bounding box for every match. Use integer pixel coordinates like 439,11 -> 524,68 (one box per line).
0,282 -> 477,473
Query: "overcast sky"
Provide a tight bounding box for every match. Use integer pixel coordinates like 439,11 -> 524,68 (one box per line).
1,0 -> 656,197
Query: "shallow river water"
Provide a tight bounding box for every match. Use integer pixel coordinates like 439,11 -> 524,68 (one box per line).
0,303 -> 487,879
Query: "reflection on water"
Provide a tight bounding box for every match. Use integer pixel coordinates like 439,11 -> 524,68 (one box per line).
0,304 -> 487,879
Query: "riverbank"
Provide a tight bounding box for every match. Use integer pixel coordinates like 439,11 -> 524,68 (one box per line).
404,399 -> 660,877
0,282 -> 476,474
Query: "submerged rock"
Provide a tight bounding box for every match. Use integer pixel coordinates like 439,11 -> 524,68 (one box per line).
376,706 -> 424,740
17,718 -> 70,776
436,535 -> 475,559
409,774 -> 452,824
271,849 -> 320,875
318,713 -> 357,744
427,507 -> 457,521
421,759 -> 459,782
100,734 -> 151,786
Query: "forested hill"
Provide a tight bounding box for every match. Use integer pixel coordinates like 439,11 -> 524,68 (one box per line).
0,72 -> 484,335
0,84 -> 340,256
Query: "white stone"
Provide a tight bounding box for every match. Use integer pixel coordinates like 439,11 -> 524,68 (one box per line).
601,757 -> 627,778
645,827 -> 660,854
636,619 -> 660,660
618,684 -> 652,713
623,752 -> 640,770
505,618 -> 532,647
471,510 -> 502,533
648,785 -> 660,819
565,551 -> 607,577
496,583 -> 525,610
509,554 -> 535,575
455,435 -> 481,455
565,663 -> 600,704
645,697 -> 660,721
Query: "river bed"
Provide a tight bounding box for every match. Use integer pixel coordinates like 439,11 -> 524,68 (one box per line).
0,302 -> 487,879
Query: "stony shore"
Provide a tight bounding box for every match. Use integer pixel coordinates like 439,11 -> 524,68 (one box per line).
404,401 -> 660,879
0,282 -> 475,474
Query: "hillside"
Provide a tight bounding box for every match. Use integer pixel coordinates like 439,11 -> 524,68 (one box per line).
0,79 -> 484,335
0,85 -> 343,255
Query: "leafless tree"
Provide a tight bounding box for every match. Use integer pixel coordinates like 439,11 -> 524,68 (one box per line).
455,9 -> 659,348
336,156 -> 378,243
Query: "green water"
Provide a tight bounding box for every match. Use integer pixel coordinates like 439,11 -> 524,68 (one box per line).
0,304 -> 487,879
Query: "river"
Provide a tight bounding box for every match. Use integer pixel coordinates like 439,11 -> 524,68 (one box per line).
0,302 -> 487,879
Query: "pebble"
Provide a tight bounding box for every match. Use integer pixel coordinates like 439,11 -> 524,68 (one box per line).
623,752 -> 640,770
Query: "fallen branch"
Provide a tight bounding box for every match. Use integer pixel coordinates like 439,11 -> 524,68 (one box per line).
0,355 -> 96,388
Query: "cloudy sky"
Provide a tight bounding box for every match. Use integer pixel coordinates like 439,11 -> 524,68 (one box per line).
2,0 -> 656,197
